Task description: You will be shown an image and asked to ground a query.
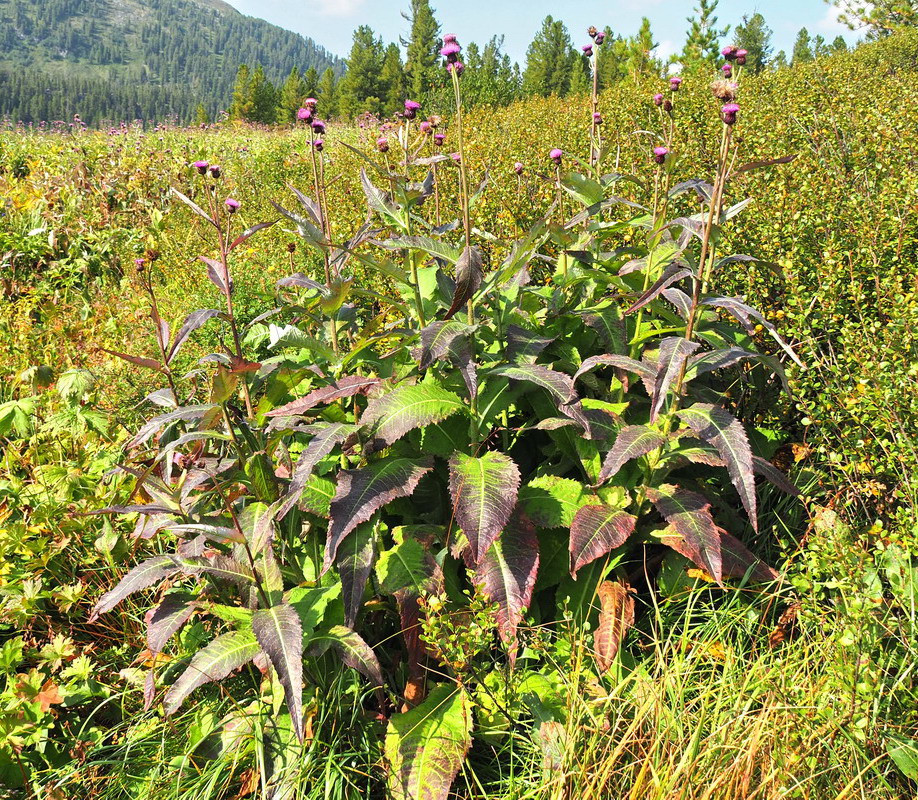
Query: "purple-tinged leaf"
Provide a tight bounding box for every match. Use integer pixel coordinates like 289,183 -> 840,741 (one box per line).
89,556 -> 180,621
276,273 -> 328,293
376,235 -> 464,264
492,364 -> 576,406
142,388 -> 177,409
325,458 -> 433,571
167,309 -> 223,363
252,604 -> 304,741
625,265 -> 693,315
146,593 -> 196,654
449,452 -> 521,566
286,184 -> 323,225
505,325 -> 555,362
599,425 -> 667,484
266,376 -> 383,418
198,255 -> 231,295
474,516 -> 539,656
669,179 -> 713,202
570,505 -> 636,577
662,287 -> 693,320
163,630 -> 260,716
98,348 -> 165,374
310,625 -> 384,687
729,154 -> 797,179
753,455 -> 801,496
270,200 -> 327,247
677,403 -> 757,530
594,580 -> 635,672
359,383 -> 464,454
143,670 -> 156,712
580,308 -> 627,354
571,355 -> 656,397
85,504 -> 176,516
663,528 -> 778,583
385,685 -> 472,800
275,423 -> 357,522
646,484 -> 722,584
651,338 -> 701,421
171,187 -> 216,227
702,296 -> 804,367
336,522 -> 377,628
666,216 -> 705,240
687,347 -> 757,378
445,245 -> 483,321
128,405 -> 217,449
419,321 -> 474,369
361,168 -> 403,229
173,555 -> 257,587
229,220 -> 276,252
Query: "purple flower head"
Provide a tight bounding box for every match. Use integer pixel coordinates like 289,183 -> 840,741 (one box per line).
377,137 -> 389,153
451,152 -> 461,163
582,44 -> 593,56
297,107 -> 312,122
443,33 -> 458,45
311,119 -> 327,134
209,164 -> 221,179
447,61 -> 465,75
440,42 -> 462,63
721,103 -> 740,125
514,161 -> 524,175
595,31 -> 606,45
434,132 -> 446,146
721,63 -> 733,77
593,111 -> 603,124
134,258 -> 146,269
736,48 -> 748,65
669,76 -> 683,91
304,97 -> 318,109
653,92 -> 664,106
722,45 -> 739,61
419,120 -> 432,134
550,148 -> 563,165
653,146 -> 669,164
225,198 -> 241,213
193,160 -> 209,174
404,100 -> 421,119
313,139 -> 324,151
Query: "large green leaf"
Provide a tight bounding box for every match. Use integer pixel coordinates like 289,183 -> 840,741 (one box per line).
569,505 -> 636,577
677,403 -> 757,530
360,382 -> 465,453
252,604 -> 304,741
646,484 -> 722,583
325,458 -> 433,571
519,476 -> 593,529
385,685 -> 473,800
449,451 -> 521,566
163,630 -> 261,715
309,626 -> 383,686
376,532 -> 440,596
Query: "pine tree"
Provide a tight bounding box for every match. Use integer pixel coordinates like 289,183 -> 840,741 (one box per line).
792,28 -> 814,64
229,64 -> 254,121
680,0 -> 729,71
381,42 -> 406,116
403,0 -> 441,99
597,27 -> 626,88
734,13 -> 773,74
626,18 -> 660,80
303,66 -> 319,99
337,26 -> 386,118
831,35 -> 849,52
569,53 -> 590,95
317,67 -> 338,118
522,16 -> 577,97
194,103 -> 210,124
277,67 -> 307,124
772,50 -> 788,69
250,65 -> 277,124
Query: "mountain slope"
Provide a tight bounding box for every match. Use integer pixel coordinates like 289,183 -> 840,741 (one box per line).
0,0 -> 343,124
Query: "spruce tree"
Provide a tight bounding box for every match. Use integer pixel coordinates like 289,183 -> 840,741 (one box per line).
792,28 -> 814,64
250,65 -> 277,124
229,64 -> 254,121
317,67 -> 338,118
381,42 -> 407,116
680,0 -> 729,71
403,0 -> 441,99
277,67 -> 307,124
626,18 -> 660,80
337,26 -> 386,118
734,13 -> 773,74
522,16 -> 577,97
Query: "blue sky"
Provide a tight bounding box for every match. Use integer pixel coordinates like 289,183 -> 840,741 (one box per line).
222,0 -> 858,63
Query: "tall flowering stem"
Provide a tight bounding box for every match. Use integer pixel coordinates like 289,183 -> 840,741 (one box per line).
449,65 -> 473,325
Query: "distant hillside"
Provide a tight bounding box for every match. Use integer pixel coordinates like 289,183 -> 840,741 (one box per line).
0,0 -> 344,125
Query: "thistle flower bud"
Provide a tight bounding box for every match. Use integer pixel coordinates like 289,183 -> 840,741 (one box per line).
313,139 -> 324,152
721,103 -> 740,125
669,76 -> 683,91
514,161 -> 524,175
595,31 -> 606,45
721,63 -> 733,77
304,97 -> 318,110
311,119 -> 327,134
663,99 -> 673,112
550,148 -> 563,165
419,120 -> 432,134
377,137 -> 389,153
588,26 -> 598,38
297,107 -> 312,122
208,164 -> 221,179
134,258 -> 146,271
443,33 -> 458,45
447,61 -> 465,75
192,160 -> 209,174
404,100 -> 421,119
593,111 -> 603,124
225,198 -> 240,213
653,92 -> 664,106
736,49 -> 748,66
451,152 -> 461,163
440,42 -> 461,63
582,44 -> 593,56
434,133 -> 446,146
653,146 -> 669,164
721,45 -> 739,61
710,79 -> 737,102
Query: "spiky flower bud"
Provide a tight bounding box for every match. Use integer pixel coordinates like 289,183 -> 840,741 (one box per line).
192,160 -> 209,174
225,198 -> 240,213
721,103 -> 740,125
404,100 -> 421,119
550,148 -> 563,165
669,76 -> 683,91
653,146 -> 669,164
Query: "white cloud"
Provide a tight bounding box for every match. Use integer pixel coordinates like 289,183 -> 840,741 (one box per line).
653,39 -> 677,61
309,0 -> 366,17
816,5 -> 851,36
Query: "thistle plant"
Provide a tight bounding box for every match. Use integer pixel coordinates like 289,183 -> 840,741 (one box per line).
88,50 -> 804,800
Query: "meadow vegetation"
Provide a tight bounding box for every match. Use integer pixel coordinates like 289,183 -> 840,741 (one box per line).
0,29 -> 916,800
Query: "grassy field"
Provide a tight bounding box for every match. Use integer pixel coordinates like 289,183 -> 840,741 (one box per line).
0,31 -> 916,800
